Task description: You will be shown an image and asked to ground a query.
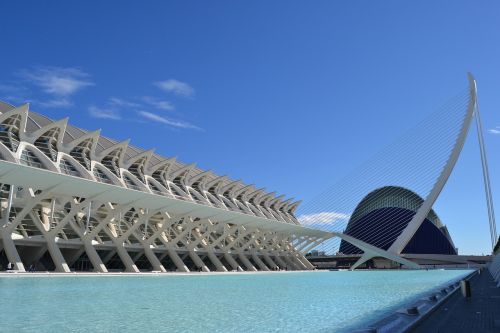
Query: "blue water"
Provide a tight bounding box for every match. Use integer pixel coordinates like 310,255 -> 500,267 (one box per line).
0,270 -> 471,332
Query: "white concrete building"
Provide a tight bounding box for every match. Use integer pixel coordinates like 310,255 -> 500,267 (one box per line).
0,101 -> 328,273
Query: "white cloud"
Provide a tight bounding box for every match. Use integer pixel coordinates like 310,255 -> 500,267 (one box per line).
155,79 -> 194,98
108,97 -> 141,108
488,128 -> 500,135
297,212 -> 350,227
39,98 -> 72,108
138,111 -> 200,130
88,105 -> 121,120
142,96 -> 175,110
0,83 -> 31,105
19,67 -> 93,96
0,83 -> 28,94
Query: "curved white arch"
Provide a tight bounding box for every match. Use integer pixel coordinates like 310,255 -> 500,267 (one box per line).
346,74 -> 477,269
388,73 -> 476,254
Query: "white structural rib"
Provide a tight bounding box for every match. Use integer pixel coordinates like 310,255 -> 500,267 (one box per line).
349,73 -> 477,270
0,160 -> 326,236
389,73 -> 476,254
473,85 -> 498,249
0,100 -> 331,273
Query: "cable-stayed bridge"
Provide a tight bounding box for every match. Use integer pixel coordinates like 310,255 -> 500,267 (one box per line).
299,73 -> 497,269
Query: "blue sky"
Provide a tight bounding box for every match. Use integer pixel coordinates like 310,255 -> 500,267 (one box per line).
1,1 -> 499,254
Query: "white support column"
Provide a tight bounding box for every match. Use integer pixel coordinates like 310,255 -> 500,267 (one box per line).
224,253 -> 242,271
83,240 -> 107,272
143,246 -> 166,272
146,222 -> 190,272
238,253 -> 257,271
206,251 -> 228,272
168,248 -> 190,272
2,184 -> 15,225
49,199 -> 56,228
261,253 -> 278,270
474,89 -> 498,249
0,232 -> 25,271
30,209 -> 71,273
273,255 -> 287,269
282,255 -> 300,270
112,240 -> 140,273
191,224 -> 227,272
45,237 -> 71,272
293,254 -> 312,270
84,201 -> 92,234
189,250 -> 210,272
251,252 -> 270,271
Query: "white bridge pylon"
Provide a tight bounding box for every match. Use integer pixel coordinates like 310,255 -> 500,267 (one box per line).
314,73 -> 496,270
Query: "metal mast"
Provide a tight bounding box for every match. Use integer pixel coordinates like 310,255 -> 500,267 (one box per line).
473,78 -> 498,250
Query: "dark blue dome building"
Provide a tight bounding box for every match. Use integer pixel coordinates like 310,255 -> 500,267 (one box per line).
339,186 -> 457,255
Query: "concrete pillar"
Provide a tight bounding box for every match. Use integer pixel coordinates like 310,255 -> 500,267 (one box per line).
282,256 -> 300,270
189,250 -> 210,272
113,242 -> 140,272
262,253 -> 278,270
167,249 -> 189,272
238,253 -> 257,271
291,255 -> 308,270
251,253 -> 270,271
143,247 -> 166,272
224,253 -> 242,271
273,255 -> 287,269
206,251 -> 228,272
295,254 -> 315,270
46,237 -> 71,272
1,232 -> 25,271
83,240 -> 107,272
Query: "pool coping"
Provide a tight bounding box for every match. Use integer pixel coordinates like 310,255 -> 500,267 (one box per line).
0,269 -> 319,277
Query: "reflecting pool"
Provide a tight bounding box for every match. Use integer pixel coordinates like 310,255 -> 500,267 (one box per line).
0,269 -> 471,332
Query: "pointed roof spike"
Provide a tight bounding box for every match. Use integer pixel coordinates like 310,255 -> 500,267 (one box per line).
169,162 -> 196,180
220,179 -> 243,193
288,200 -> 302,213
234,183 -> 255,196
63,129 -> 101,159
206,175 -> 228,188
28,117 -> 68,148
269,194 -> 286,206
187,169 -> 212,186
96,139 -> 130,159
0,100 -> 17,114
146,156 -> 177,174
283,199 -> 296,210
277,198 -> 294,210
64,129 -> 101,149
0,103 -> 30,133
123,148 -> 155,169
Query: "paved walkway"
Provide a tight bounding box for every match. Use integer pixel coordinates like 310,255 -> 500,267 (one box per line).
412,269 -> 500,333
